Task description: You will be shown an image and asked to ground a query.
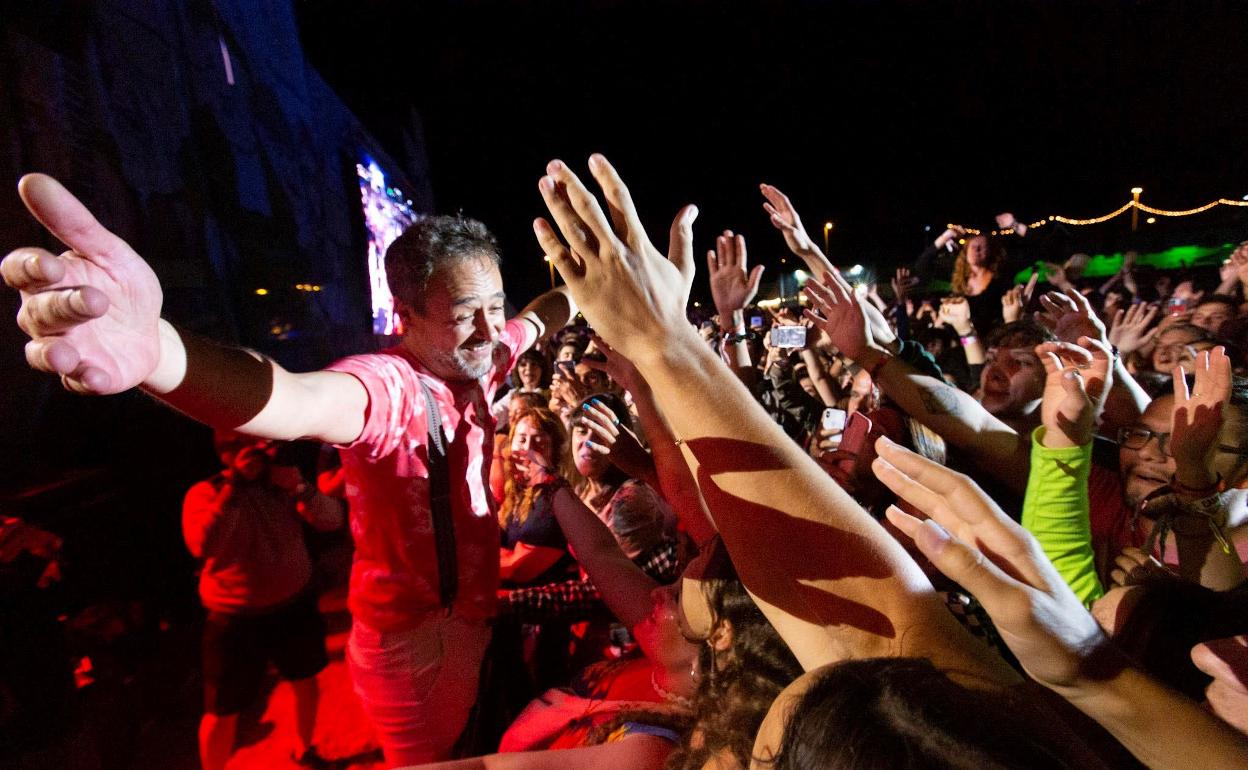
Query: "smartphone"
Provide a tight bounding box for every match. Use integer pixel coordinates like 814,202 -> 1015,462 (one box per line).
821,407 -> 847,432
837,411 -> 874,458
1167,297 -> 1189,316
749,315 -> 764,330
769,326 -> 807,348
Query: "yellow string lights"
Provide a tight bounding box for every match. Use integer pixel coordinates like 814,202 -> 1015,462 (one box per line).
949,191 -> 1248,236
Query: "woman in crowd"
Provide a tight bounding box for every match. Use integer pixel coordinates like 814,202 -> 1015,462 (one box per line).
498,406 -> 575,587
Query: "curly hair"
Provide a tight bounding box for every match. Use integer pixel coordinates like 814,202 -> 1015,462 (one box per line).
667,550 -> 804,770
499,406 -> 569,529
950,234 -> 1005,296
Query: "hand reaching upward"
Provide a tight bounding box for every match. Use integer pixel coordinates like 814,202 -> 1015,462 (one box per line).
707,230 -> 764,317
533,155 -> 698,363
4,174 -> 164,394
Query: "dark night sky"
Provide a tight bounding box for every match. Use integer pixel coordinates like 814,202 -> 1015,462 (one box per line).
297,0 -> 1248,306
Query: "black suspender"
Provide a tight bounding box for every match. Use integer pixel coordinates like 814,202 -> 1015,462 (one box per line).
420,380 -> 459,610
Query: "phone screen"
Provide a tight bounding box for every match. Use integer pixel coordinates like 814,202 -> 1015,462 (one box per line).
770,326 -> 807,348
749,315 -> 764,330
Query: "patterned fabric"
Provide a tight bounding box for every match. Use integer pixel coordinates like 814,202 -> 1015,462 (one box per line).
326,318 -> 535,632
499,537 -> 681,623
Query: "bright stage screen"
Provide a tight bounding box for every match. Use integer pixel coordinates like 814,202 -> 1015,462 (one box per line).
357,157 -> 419,336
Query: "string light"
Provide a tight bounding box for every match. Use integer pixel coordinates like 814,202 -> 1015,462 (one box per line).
949,190 -> 1248,234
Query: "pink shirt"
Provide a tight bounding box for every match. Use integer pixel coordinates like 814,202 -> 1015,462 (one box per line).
328,318 -> 536,632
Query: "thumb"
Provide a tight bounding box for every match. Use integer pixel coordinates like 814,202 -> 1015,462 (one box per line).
19,174 -> 132,267
668,204 -> 699,285
1060,368 -> 1088,400
747,264 -> 765,293
913,519 -> 1015,607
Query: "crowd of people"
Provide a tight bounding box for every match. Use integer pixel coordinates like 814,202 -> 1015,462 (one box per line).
4,154 -> 1248,770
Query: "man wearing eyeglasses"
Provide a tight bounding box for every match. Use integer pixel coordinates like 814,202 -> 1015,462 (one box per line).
1089,352 -> 1248,588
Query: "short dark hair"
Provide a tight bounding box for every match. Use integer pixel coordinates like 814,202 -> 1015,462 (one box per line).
1194,294 -> 1239,312
985,319 -> 1055,350
385,215 -> 501,313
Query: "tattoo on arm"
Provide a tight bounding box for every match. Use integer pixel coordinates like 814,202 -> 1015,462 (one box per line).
919,384 -> 963,417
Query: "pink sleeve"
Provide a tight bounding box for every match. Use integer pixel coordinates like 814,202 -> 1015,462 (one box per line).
489,317 -> 539,392
326,352 -> 424,460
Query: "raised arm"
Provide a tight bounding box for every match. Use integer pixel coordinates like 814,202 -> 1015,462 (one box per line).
583,336 -> 717,547
5,173 -> 369,444
803,274 -> 1032,495
877,438 -> 1248,770
533,155 -> 1014,683
517,284 -> 578,348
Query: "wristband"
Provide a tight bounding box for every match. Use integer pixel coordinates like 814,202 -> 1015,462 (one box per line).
958,334 -> 978,346
724,331 -> 754,345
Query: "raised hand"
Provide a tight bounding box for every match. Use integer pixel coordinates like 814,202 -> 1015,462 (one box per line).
1169,347 -> 1232,488
1107,302 -> 1160,356
577,397 -> 652,479
512,446 -> 560,488
938,296 -> 974,335
707,230 -> 764,316
534,156 -> 697,362
759,183 -> 823,263
582,333 -> 640,390
1035,338 -> 1112,448
3,174 -> 164,394
871,437 -> 1107,690
802,270 -> 874,362
933,226 -> 964,251
1036,288 -> 1109,348
890,267 -> 915,304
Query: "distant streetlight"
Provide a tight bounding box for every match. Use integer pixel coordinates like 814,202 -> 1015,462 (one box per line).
823,221 -> 834,256
1131,187 -> 1143,231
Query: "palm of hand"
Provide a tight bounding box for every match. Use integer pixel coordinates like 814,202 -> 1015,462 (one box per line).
49,248 -> 163,393
710,264 -> 758,312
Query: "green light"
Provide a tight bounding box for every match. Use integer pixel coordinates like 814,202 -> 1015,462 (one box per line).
1015,243 -> 1237,283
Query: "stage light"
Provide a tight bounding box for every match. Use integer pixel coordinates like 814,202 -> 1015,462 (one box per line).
1131,187 -> 1143,195
255,288 -> 269,296
847,264 -> 864,276
1146,217 -> 1156,224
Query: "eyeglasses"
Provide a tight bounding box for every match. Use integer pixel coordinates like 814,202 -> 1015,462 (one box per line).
1118,426 -> 1248,457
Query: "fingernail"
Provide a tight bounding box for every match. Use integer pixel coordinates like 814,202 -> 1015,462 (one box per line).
588,153 -> 604,169
582,403 -> 591,411
539,176 -> 555,192
584,439 -> 596,449
547,159 -> 565,174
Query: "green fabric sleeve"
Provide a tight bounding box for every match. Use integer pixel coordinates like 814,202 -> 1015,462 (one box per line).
1022,427 -> 1105,606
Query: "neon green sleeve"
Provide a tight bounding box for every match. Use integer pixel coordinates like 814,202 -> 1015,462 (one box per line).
1022,427 -> 1104,606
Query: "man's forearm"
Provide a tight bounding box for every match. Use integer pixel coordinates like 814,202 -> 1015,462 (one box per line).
518,285 -> 578,345
141,322 -> 365,444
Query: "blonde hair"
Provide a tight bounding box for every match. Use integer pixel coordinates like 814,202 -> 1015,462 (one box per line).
499,406 -> 569,529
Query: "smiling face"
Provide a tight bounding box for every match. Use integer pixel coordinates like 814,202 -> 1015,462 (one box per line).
400,257 -> 506,381
1151,327 -> 1208,374
1119,396 -> 1177,509
516,356 -> 543,389
979,346 -> 1044,417
509,415 -> 553,482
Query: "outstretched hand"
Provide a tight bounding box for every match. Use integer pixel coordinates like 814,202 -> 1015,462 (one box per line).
1169,347 -> 1232,484
1036,288 -> 1109,348
802,271 -> 874,362
4,174 -> 164,394
707,230 -> 764,316
1035,337 -> 1113,448
533,156 -> 697,362
759,183 -> 824,264
871,437 -> 1108,691
1107,302 -> 1160,356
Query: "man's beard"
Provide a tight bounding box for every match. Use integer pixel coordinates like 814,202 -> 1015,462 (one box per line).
439,342 -> 497,381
